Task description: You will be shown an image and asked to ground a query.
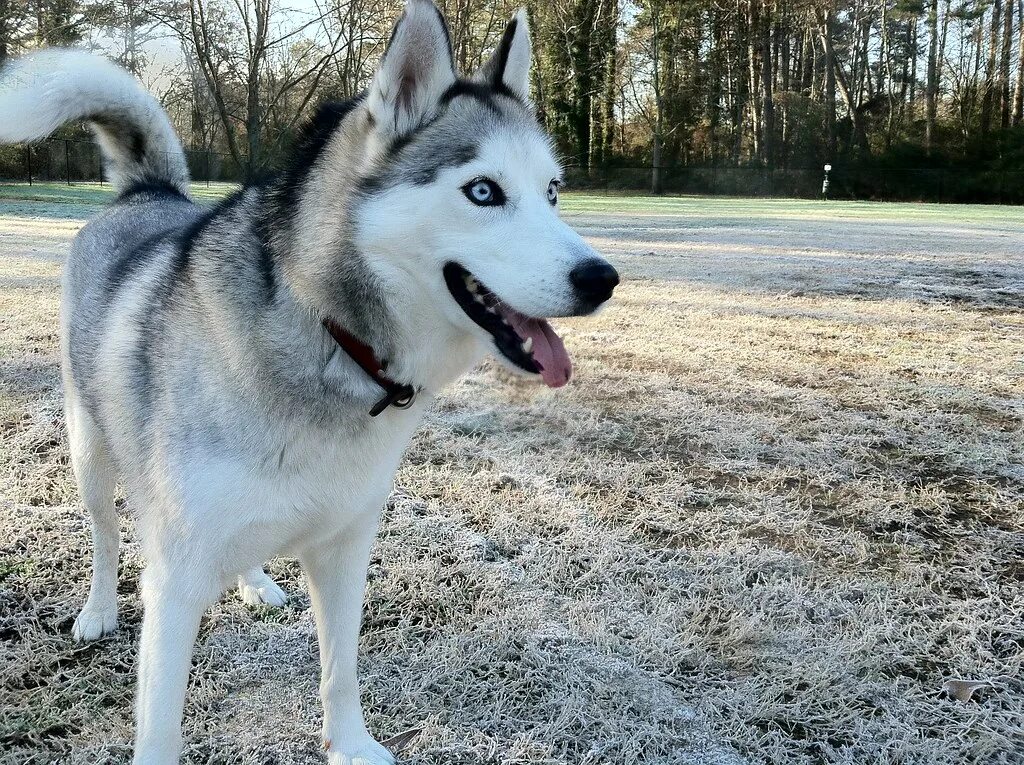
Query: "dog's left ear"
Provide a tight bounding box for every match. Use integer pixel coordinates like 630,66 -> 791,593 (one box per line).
476,8 -> 532,101
367,0 -> 456,138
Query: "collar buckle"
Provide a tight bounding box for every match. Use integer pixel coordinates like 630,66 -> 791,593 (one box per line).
323,317 -> 419,417
369,384 -> 417,417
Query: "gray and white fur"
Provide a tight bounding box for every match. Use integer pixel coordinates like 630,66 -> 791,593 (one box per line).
0,2 -> 618,763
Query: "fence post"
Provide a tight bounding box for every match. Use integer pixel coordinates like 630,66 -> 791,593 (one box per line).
65,140 -> 72,186
206,150 -> 211,188
25,145 -> 33,186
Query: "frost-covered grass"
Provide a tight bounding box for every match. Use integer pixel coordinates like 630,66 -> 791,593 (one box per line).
6,180 -> 1024,224
560,190 -> 1024,223
0,180 -> 235,204
0,195 -> 1022,764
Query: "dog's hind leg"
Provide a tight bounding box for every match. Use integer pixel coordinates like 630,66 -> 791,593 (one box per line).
133,559 -> 219,765
67,394 -> 120,642
237,566 -> 287,607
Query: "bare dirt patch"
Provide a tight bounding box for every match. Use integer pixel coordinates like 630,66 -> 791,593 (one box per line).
1,196 -> 1022,764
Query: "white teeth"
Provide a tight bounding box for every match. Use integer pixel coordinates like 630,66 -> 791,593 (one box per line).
521,337 -> 533,353
473,293 -> 485,305
487,306 -> 498,314
464,275 -> 479,293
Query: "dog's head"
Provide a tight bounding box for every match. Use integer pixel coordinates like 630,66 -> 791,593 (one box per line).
286,1 -> 617,388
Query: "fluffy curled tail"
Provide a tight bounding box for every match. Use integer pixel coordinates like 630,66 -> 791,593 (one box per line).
0,49 -> 190,196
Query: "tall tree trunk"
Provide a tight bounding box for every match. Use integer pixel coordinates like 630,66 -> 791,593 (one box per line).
981,0 -> 1003,134
188,0 -> 246,170
619,87 -> 626,155
35,1 -> 44,45
882,0 -> 897,147
937,0 -> 951,95
730,27 -> 745,162
817,15 -> 869,155
1000,0 -> 1014,127
760,1 -> 775,167
0,0 -> 9,66
818,9 -> 837,158
708,7 -> 724,163
601,44 -> 617,166
898,21 -> 910,111
0,0 -> 10,66
652,127 -> 662,193
781,19 -> 792,164
874,2 -> 885,96
925,0 -> 939,153
244,0 -> 270,173
782,27 -> 792,92
1015,0 -> 1024,124
802,27 -> 814,94
651,4 -> 664,193
746,0 -> 762,160
909,18 -> 918,114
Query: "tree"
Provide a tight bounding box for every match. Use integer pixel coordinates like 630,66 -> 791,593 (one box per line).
535,0 -> 618,168
94,0 -> 162,75
153,0 -> 345,172
1015,0 -> 1024,124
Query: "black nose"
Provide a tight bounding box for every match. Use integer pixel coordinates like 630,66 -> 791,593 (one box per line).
570,259 -> 619,305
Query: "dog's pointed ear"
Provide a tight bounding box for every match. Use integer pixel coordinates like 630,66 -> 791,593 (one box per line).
367,0 -> 456,138
476,8 -> 532,101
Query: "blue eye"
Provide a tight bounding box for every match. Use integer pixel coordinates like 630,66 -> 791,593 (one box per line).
463,178 -> 505,206
547,179 -> 560,205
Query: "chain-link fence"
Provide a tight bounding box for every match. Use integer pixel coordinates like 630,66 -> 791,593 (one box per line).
0,138 -> 250,187
2,138 -> 1023,204
564,165 -> 1024,204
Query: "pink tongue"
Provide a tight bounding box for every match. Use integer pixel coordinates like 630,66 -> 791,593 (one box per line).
501,311 -> 573,388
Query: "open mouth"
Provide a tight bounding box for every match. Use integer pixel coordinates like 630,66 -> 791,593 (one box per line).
443,262 -> 572,388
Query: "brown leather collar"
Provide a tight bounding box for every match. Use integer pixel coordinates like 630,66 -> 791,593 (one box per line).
322,317 -> 416,417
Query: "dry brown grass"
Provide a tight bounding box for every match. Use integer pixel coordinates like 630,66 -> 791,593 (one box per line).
1,193 -> 1022,765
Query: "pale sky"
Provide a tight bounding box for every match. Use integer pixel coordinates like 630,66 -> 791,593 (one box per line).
89,0 -> 334,94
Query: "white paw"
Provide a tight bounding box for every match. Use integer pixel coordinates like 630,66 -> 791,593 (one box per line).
72,600 -> 118,641
325,734 -> 396,765
238,570 -> 288,607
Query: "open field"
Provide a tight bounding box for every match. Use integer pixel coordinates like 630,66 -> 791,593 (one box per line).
1,184 -> 1022,764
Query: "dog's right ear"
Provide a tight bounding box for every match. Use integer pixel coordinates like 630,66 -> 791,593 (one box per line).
367,0 -> 456,140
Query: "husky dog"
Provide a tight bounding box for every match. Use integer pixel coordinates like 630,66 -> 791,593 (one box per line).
0,2 -> 617,762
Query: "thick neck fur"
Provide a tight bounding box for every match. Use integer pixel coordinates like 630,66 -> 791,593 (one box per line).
242,103 -> 483,417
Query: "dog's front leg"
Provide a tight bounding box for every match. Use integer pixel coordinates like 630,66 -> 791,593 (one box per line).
133,562 -> 217,765
301,509 -> 395,765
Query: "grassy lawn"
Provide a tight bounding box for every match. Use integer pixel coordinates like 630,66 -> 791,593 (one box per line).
1,188 -> 1022,764
0,181 -> 235,205
5,180 -> 1024,225
562,190 -> 1024,223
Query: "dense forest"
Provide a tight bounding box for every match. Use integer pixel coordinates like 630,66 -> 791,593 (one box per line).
2,0 -> 1024,188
